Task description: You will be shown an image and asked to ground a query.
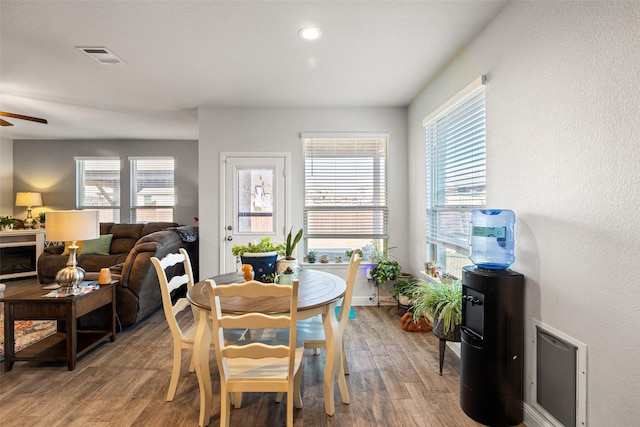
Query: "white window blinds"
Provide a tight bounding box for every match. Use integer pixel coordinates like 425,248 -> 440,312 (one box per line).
75,157 -> 121,222
424,77 -> 486,254
303,135 -> 388,240
130,157 -> 175,223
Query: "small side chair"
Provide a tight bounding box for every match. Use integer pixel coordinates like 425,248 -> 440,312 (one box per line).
207,278 -> 304,427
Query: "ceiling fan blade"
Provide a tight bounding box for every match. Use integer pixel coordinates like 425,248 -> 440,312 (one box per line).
0,118 -> 14,127
0,111 -> 48,124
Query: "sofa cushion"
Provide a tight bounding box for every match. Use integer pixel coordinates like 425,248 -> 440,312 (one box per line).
82,234 -> 114,255
107,224 -> 144,254
141,222 -> 179,236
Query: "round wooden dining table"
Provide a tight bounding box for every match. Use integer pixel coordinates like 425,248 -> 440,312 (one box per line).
187,269 -> 348,427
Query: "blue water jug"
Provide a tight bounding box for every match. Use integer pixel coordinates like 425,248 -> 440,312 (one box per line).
469,209 -> 515,269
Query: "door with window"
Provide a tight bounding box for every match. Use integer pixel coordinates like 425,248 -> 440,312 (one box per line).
221,154 -> 289,273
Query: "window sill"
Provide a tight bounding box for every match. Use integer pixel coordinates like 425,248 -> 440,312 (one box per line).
301,262 -> 349,269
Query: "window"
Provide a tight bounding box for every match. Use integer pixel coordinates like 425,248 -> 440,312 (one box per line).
424,77 -> 486,278
303,134 -> 388,256
130,157 -> 175,223
76,157 -> 121,222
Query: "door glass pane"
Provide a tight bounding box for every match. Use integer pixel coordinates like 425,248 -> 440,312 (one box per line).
237,168 -> 274,233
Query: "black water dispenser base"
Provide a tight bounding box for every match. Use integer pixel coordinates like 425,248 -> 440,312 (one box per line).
460,266 -> 524,427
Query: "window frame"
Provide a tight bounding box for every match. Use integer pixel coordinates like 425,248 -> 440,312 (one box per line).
129,156 -> 175,223
423,76 -> 487,276
75,156 -> 121,223
302,133 -> 389,255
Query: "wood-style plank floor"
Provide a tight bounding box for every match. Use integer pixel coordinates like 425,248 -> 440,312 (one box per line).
0,278 -> 488,427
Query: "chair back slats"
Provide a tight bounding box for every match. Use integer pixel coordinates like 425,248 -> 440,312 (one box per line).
220,314 -> 291,330
223,342 -> 290,359
207,278 -> 300,386
151,248 -> 195,337
213,280 -> 294,298
167,274 -> 189,294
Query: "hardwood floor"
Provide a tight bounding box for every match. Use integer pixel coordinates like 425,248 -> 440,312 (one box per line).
1,278 -> 485,427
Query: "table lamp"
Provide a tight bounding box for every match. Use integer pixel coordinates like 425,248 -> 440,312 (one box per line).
46,210 -> 100,292
15,192 -> 43,228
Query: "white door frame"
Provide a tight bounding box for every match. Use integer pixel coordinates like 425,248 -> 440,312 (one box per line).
219,152 -> 291,273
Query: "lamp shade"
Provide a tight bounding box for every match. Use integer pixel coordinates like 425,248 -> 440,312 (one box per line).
46,210 -> 100,242
15,192 -> 43,207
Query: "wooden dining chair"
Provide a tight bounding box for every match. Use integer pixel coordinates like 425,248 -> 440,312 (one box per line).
151,248 -> 246,402
207,278 -> 304,427
275,249 -> 362,402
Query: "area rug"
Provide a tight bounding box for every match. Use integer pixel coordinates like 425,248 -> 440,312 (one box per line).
0,304 -> 57,362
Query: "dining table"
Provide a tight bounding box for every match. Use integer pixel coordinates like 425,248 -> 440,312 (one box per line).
186,268 -> 348,427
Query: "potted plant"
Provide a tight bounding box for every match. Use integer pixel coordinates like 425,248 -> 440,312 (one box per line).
275,266 -> 296,285
371,247 -> 402,286
391,276 -> 418,314
231,237 -> 284,283
0,215 -> 15,230
37,212 -> 46,228
276,227 -> 303,274
410,279 -> 462,341
306,250 -> 317,263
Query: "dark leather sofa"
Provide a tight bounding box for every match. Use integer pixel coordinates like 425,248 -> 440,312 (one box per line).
38,222 -> 199,327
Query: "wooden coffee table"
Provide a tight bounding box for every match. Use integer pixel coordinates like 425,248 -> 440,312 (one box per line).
2,283 -> 116,371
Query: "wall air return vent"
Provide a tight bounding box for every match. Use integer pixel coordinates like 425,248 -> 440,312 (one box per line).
76,47 -> 125,65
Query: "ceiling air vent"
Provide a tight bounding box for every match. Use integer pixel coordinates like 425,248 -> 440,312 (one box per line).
76,46 -> 125,65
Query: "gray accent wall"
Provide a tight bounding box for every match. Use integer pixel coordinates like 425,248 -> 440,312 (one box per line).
12,139 -> 198,225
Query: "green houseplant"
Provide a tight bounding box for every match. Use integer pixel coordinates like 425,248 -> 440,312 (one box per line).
306,250 -> 317,263
282,228 -> 303,259
391,276 -> 418,315
411,279 -> 462,340
371,247 -> 402,286
231,237 -> 284,256
0,215 -> 15,230
232,237 -> 284,283
276,228 -> 303,273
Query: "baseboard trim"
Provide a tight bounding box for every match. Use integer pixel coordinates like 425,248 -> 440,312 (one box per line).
524,402 -> 558,427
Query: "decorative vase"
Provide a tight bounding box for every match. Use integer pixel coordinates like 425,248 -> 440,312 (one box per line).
275,272 -> 294,285
240,252 -> 278,283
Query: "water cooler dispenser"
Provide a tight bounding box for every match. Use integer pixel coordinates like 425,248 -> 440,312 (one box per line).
460,209 -> 525,427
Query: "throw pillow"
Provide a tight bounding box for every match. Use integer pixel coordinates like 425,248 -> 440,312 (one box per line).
61,240 -> 84,256
81,234 -> 114,255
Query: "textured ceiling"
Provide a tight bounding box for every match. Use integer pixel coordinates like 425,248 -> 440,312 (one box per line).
0,1 -> 507,140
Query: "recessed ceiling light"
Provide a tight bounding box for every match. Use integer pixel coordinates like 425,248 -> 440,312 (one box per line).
299,27 -> 322,41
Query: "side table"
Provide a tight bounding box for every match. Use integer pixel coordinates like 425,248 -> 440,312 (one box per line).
2,284 -> 116,371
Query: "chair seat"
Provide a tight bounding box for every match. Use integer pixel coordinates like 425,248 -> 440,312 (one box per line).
276,316 -> 325,344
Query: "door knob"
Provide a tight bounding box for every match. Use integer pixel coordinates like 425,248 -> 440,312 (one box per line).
226,236 -> 233,241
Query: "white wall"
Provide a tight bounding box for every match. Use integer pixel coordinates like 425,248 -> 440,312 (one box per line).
197,107 -> 408,289
408,2 -> 640,425
0,137 -> 13,216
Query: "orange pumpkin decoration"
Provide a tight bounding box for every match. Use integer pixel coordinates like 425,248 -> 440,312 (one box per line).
401,312 -> 432,332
